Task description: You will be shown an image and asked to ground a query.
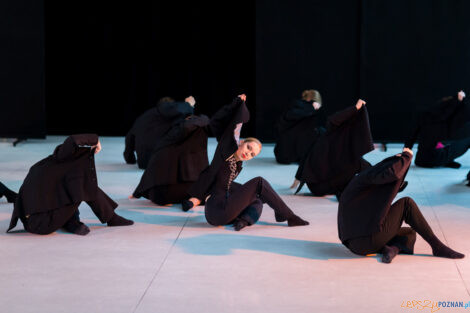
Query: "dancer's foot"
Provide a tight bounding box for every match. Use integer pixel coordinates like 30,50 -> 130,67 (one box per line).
233,218 -> 248,231
381,245 -> 399,264
107,213 -> 134,226
444,161 -> 461,169
181,200 -> 194,212
287,215 -> 309,226
63,220 -> 90,236
432,243 -> 465,259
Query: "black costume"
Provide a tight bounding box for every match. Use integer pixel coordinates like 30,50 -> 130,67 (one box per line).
0,182 -> 17,203
274,99 -> 326,164
188,98 -> 308,229
132,115 -> 210,205
295,105 -> 374,197
7,135 -> 132,235
338,152 -> 464,261
124,100 -> 194,169
405,96 -> 470,167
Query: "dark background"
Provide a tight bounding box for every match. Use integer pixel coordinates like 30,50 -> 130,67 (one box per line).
2,0 -> 470,142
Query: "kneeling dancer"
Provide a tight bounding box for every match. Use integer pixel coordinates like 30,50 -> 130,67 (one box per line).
338,148 -> 464,263
7,134 -> 133,235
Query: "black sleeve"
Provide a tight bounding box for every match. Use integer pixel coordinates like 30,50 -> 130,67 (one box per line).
54,134 -> 99,161
404,124 -> 420,149
209,97 -> 244,140
326,106 -> 358,131
123,132 -> 136,164
366,152 -> 412,185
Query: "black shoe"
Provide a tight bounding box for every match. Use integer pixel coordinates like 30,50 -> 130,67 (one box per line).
233,218 -> 248,231
181,200 -> 194,212
444,161 -> 461,169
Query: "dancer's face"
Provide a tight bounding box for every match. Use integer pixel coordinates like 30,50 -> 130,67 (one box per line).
235,140 -> 261,161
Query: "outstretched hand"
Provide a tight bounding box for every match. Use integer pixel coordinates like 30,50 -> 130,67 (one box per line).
402,147 -> 413,156
312,102 -> 321,110
458,90 -> 466,102
92,140 -> 101,154
185,96 -> 196,107
356,99 -> 366,110
238,94 -> 247,102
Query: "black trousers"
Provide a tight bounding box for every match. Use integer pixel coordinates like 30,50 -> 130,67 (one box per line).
447,137 -> 470,163
346,197 -> 435,255
205,177 -> 294,226
24,188 -> 117,235
146,183 -> 193,205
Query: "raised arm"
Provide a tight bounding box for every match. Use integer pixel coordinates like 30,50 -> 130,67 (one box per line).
327,99 -> 365,131
209,96 -> 246,140
366,149 -> 412,185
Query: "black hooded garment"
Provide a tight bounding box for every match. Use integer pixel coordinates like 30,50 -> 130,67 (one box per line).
337,152 -> 412,243
295,105 -> 374,196
123,101 -> 194,169
132,115 -> 210,205
405,96 -> 470,167
274,99 -> 326,164
8,134 -> 117,232
188,97 -> 250,201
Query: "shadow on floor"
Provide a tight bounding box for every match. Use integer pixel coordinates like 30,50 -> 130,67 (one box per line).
175,233 -> 364,260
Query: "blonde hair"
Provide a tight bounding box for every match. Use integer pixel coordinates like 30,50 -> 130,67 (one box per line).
243,137 -> 262,150
301,89 -> 322,104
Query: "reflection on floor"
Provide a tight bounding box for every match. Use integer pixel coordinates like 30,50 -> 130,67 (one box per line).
1,137 -> 469,313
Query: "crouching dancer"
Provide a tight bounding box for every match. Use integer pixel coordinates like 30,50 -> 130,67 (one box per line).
7,134 -> 133,235
338,148 -> 464,263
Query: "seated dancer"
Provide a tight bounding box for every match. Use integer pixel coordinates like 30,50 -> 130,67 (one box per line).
0,182 -> 17,203
124,96 -> 196,169
274,89 -> 326,164
293,99 -> 374,198
405,90 -> 470,168
131,114 -> 210,205
338,148 -> 464,263
182,94 -> 309,231
7,134 -> 133,236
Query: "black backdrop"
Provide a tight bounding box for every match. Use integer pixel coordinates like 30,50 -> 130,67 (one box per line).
3,1 -> 470,142
0,0 -> 45,139
45,1 -> 256,137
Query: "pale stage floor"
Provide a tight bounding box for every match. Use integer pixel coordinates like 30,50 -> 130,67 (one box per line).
0,136 -> 469,313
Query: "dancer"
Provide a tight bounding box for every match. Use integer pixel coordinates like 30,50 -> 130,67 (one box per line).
338,148 -> 464,263
274,89 -> 326,164
0,182 -> 17,203
293,99 -> 374,198
405,90 -> 470,168
124,96 -> 195,169
7,134 -> 133,235
131,114 -> 210,205
182,94 -> 309,231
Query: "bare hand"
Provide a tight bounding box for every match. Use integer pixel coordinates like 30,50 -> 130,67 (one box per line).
93,140 -> 101,154
238,94 -> 247,102
356,99 -> 366,110
312,102 -> 321,110
458,90 -> 466,101
402,147 -> 413,156
185,96 -> 196,107
128,195 -> 135,199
